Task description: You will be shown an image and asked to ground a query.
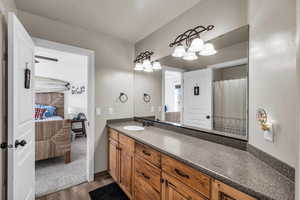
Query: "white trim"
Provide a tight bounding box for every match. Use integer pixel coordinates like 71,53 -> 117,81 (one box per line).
33,38 -> 95,182
207,58 -> 248,69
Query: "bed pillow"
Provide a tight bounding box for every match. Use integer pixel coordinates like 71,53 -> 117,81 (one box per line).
34,104 -> 57,118
35,108 -> 46,120
43,105 -> 57,118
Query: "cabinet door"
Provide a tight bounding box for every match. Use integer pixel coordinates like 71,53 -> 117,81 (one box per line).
164,185 -> 190,200
108,139 -> 119,182
162,173 -> 206,200
211,180 -> 256,200
119,146 -> 134,198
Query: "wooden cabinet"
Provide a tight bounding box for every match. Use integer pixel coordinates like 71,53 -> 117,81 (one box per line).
119,135 -> 134,198
108,128 -> 134,198
162,173 -> 206,200
108,128 -> 257,200
211,179 -> 256,200
108,138 -> 119,182
162,155 -> 211,199
134,154 -> 161,200
135,142 -> 161,167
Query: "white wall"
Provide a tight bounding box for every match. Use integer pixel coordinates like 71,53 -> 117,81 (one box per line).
17,10 -> 135,173
134,71 -> 162,118
0,1 -> 17,199
248,0 -> 298,168
35,47 -> 88,117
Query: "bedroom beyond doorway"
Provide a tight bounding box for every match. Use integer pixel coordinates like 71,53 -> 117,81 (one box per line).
34,46 -> 89,197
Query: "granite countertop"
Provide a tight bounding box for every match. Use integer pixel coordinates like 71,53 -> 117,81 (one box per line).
107,121 -> 294,200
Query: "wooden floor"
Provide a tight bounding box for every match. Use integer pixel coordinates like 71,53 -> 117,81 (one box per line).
36,172 -> 114,200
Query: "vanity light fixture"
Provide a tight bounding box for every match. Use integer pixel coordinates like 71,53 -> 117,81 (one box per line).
183,50 -> 198,61
199,43 -> 217,56
152,61 -> 162,70
172,44 -> 186,57
170,25 -> 217,60
134,62 -> 144,71
134,51 -> 162,72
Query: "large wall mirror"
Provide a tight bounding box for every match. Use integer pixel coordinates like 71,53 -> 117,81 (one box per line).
134,25 -> 249,140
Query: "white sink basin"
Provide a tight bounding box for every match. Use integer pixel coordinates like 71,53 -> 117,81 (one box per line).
123,126 -> 145,131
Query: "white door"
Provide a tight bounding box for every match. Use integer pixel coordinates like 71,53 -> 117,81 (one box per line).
8,12 -> 35,200
183,68 -> 213,129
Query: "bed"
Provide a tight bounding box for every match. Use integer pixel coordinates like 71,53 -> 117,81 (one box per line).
35,92 -> 72,163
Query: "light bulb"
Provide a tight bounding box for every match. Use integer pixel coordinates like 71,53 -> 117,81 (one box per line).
189,38 -> 204,52
134,62 -> 144,71
183,51 -> 198,61
152,61 -> 162,70
142,59 -> 152,68
172,44 -> 186,57
144,67 -> 153,72
199,43 -> 217,56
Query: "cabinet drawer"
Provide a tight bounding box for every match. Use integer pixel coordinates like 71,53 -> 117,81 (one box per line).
162,155 -> 211,199
119,134 -> 134,153
134,174 -> 160,200
135,156 -> 161,192
108,128 -> 118,141
162,172 -> 206,200
135,142 -> 161,167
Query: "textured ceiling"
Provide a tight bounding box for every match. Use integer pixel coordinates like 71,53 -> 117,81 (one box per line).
15,0 -> 200,43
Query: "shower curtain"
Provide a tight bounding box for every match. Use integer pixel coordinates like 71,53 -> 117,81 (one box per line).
213,78 -> 247,136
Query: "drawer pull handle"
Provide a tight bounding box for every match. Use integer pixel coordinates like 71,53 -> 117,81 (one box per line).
174,168 -> 190,179
136,170 -> 150,180
166,180 -> 177,188
142,172 -> 150,180
142,150 -> 151,156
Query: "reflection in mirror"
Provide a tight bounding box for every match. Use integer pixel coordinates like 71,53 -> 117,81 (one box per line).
134,26 -> 249,140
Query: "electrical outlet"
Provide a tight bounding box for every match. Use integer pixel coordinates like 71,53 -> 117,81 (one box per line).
263,122 -> 274,142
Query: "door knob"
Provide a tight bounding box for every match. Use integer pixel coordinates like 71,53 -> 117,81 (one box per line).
15,140 -> 27,148
206,115 -> 210,119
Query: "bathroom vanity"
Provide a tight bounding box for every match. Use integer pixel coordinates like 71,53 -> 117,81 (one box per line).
107,121 -> 294,200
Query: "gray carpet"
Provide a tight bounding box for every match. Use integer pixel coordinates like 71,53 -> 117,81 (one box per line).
35,137 -> 87,197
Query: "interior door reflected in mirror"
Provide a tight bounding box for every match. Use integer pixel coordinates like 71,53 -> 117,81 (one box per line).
133,25 -> 249,140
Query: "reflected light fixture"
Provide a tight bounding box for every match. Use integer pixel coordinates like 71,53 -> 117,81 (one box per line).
169,25 -> 217,60
134,51 -> 162,72
189,37 -> 204,52
152,61 -> 162,70
199,43 -> 217,56
172,44 -> 186,57
183,51 -> 198,61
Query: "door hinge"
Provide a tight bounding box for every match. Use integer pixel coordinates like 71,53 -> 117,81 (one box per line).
0,142 -> 13,149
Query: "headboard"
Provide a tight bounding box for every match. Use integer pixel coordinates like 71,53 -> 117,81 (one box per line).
35,92 -> 64,117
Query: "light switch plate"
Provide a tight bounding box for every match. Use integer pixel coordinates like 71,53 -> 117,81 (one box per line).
108,107 -> 114,115
96,107 -> 101,116
151,106 -> 155,113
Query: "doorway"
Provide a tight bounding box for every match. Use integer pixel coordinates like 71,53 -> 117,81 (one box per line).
163,69 -> 183,123
7,13 -> 95,200
33,44 -> 94,196
33,39 -> 95,197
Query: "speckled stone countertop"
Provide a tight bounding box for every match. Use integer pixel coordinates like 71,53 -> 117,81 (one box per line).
107,121 -> 294,200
